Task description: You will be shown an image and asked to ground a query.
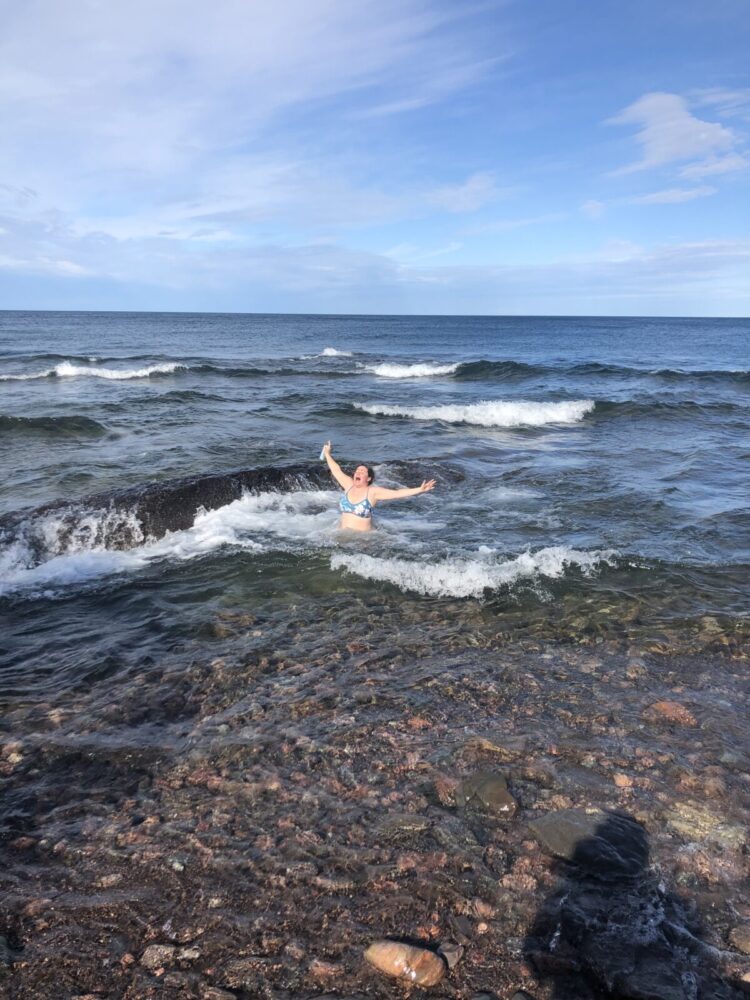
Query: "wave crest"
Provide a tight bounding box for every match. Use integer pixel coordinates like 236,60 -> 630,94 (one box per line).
362,362 -> 459,378
0,361 -> 185,381
331,546 -> 615,598
355,399 -> 594,427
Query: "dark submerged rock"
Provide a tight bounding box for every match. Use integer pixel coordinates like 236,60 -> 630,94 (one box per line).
457,771 -> 518,817
529,808 -> 648,879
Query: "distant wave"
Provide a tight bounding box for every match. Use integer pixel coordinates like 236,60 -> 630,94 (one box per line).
0,361 -> 185,381
358,358 -> 750,384
453,359 -> 541,380
331,545 -> 616,598
192,363 -> 350,379
361,362 -> 460,378
321,347 -> 353,357
594,398 -> 748,421
355,399 -> 595,427
0,414 -> 107,437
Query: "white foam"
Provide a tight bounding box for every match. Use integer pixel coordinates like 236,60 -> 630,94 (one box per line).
0,368 -> 54,381
321,347 -> 353,357
0,489 -> 338,596
355,399 -> 594,427
331,545 -> 615,598
362,362 -> 459,378
54,361 -> 184,379
0,361 -> 185,381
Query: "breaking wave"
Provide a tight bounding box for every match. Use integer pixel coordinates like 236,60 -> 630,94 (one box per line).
355,399 -> 595,427
0,489 -> 338,597
361,362 -> 460,378
0,361 -> 185,381
331,545 -> 616,598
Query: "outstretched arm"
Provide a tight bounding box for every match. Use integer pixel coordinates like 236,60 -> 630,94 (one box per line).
322,441 -> 352,490
371,480 -> 436,503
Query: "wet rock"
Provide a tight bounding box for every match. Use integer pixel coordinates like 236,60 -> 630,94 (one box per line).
432,773 -> 460,806
309,958 -> 343,980
140,943 -> 176,970
645,700 -> 698,726
730,926 -> 750,955
364,940 -> 446,986
437,940 -> 464,969
377,812 -> 431,840
528,808 -> 648,878
665,801 -> 747,849
0,935 -> 17,966
201,989 -> 237,1000
457,771 -> 518,817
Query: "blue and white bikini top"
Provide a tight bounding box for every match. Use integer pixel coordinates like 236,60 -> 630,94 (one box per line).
339,486 -> 373,519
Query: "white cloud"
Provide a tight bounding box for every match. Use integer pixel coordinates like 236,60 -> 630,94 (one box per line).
461,211 -> 566,235
608,92 -> 738,174
680,153 -> 749,178
692,88 -> 750,120
629,185 -> 717,205
2,203 -> 749,315
0,1 -> 496,200
427,171 -> 501,213
581,199 -> 605,219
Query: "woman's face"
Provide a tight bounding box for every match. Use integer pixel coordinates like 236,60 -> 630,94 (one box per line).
352,465 -> 370,487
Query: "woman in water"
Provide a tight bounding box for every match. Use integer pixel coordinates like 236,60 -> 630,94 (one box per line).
322,441 -> 435,532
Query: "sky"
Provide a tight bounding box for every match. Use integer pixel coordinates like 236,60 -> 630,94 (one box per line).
0,0 -> 748,315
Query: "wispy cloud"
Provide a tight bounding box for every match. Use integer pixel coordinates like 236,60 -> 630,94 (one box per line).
581,199 -> 605,219
461,212 -> 566,236
691,88 -> 750,120
680,153 -> 749,179
607,92 -> 740,175
0,2 -> 499,201
426,172 -> 503,213
629,185 -> 717,205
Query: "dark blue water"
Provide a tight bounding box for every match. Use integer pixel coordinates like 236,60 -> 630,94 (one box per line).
1,311 -> 749,695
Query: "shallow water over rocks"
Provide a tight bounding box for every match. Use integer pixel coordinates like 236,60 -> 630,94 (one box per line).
1,595 -> 749,999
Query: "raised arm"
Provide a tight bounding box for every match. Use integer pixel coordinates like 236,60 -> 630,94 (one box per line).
371,479 -> 436,503
322,441 -> 352,490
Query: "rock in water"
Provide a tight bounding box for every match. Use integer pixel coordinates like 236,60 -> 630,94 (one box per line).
457,771 -> 518,817
529,808 -> 648,878
364,941 -> 446,986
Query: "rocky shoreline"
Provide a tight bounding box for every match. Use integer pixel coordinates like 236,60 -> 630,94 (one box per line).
2,599 -> 749,999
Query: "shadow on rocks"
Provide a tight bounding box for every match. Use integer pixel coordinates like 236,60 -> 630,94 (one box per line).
523,809 -> 744,1000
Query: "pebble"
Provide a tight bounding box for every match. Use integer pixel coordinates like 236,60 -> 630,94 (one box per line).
665,801 -> 747,849
437,941 -> 464,969
645,701 -> 698,726
730,925 -> 750,955
140,944 -> 176,970
457,771 -> 518,817
364,940 -> 446,986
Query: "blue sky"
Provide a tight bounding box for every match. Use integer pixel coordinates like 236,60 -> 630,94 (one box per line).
0,0 -> 748,315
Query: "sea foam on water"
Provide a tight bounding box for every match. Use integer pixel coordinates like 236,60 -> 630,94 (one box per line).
355,398 -> 595,426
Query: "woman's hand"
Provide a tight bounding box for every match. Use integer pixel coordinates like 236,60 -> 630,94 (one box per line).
322,440 -> 332,457
419,479 -> 436,494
